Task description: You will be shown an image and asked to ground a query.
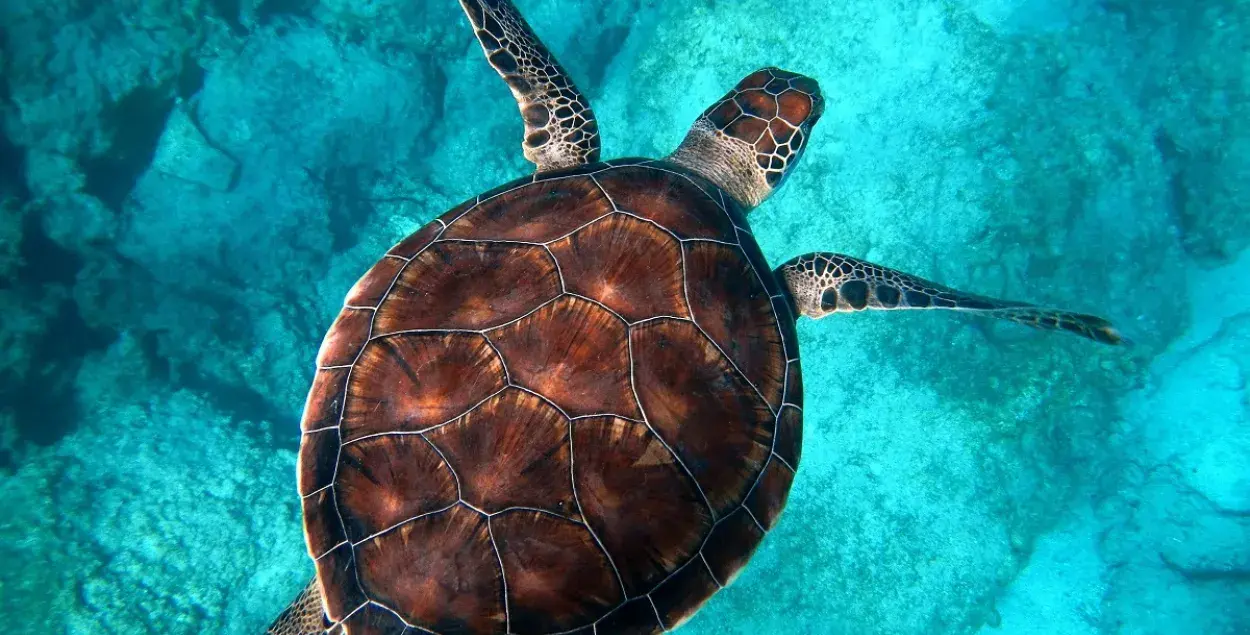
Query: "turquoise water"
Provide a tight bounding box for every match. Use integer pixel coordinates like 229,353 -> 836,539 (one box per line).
1,0 -> 1247,632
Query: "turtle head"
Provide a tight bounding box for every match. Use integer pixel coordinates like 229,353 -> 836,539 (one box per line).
668,67 -> 824,209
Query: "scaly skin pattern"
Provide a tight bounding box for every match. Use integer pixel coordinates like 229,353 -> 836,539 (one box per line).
460,0 -> 601,172
777,252 -> 1123,345
670,67 -> 825,208
266,580 -> 328,635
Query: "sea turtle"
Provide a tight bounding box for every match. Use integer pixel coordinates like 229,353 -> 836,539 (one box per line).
267,1 -> 1123,633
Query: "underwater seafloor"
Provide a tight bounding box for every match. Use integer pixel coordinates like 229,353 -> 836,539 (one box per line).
1,0 -> 1247,633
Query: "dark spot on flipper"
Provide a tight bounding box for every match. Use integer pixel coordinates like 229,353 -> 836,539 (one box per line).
765,171 -> 782,186
820,288 -> 838,312
525,129 -> 551,148
841,280 -> 869,310
931,294 -> 958,309
904,289 -> 932,307
478,31 -> 500,49
489,49 -> 518,73
482,14 -> 505,38
1060,319 -> 1092,337
875,284 -> 900,307
505,74 -> 533,94
522,102 -> 549,126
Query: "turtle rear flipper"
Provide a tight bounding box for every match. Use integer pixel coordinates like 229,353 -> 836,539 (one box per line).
267,579 -> 329,635
777,252 -> 1124,345
460,0 -> 600,172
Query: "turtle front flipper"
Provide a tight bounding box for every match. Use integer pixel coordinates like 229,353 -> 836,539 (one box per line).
776,253 -> 1124,345
459,0 -> 600,172
266,578 -> 330,635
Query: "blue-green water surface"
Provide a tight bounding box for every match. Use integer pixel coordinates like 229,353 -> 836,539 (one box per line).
0,0 -> 1246,633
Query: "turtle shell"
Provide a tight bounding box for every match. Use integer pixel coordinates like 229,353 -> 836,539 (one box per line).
297,159 -> 804,635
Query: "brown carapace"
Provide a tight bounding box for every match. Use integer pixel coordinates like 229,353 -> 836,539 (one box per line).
294,162 -> 802,635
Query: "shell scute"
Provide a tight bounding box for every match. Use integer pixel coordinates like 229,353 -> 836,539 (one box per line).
493,510 -> 624,634
630,319 -> 775,519
745,458 -> 795,530
374,241 -> 561,333
338,603 -> 406,635
488,296 -> 638,418
301,487 -> 345,558
317,542 -> 367,622
547,213 -> 689,321
424,388 -> 575,515
443,175 -> 612,242
298,427 -> 340,496
700,507 -> 765,587
593,166 -> 736,241
317,308 -> 372,367
355,505 -> 506,634
301,367 -> 349,432
651,559 -> 721,631
572,416 -> 713,598
595,597 -> 663,635
335,434 -> 458,542
684,242 -> 787,411
342,333 -> 507,442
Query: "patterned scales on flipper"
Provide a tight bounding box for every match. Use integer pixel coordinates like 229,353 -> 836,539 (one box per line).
778,253 -> 1123,344
461,0 -> 600,172
266,581 -> 331,635
297,162 -> 802,634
